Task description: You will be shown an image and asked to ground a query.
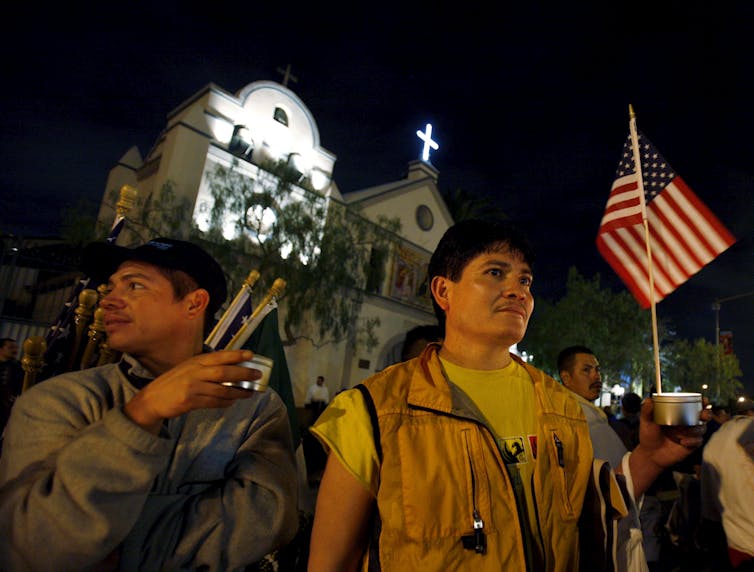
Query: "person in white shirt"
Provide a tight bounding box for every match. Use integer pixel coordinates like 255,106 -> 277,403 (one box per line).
305,376 -> 329,414
701,404 -> 754,569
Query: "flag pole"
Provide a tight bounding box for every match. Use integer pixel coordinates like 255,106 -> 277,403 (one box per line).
108,185 -> 138,243
225,278 -> 287,350
628,104 -> 663,395
205,269 -> 260,348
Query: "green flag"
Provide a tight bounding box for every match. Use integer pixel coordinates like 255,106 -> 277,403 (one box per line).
243,308 -> 300,445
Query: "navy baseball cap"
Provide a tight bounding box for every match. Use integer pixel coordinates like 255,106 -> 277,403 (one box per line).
81,238 -> 228,316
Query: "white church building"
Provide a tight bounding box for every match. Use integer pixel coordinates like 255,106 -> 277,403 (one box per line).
96,76 -> 455,404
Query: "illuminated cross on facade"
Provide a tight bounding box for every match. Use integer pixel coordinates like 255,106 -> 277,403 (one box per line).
276,64 -> 299,87
416,123 -> 439,162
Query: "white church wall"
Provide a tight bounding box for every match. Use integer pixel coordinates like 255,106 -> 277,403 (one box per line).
355,184 -> 452,252
204,86 -> 245,143
283,335 -> 349,406
156,108 -> 213,206
342,295 -> 436,387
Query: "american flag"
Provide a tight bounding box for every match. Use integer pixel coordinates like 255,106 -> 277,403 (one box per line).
596,131 -> 736,308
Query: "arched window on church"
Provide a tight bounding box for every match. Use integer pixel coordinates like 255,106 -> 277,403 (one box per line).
273,107 -> 289,126
229,125 -> 253,159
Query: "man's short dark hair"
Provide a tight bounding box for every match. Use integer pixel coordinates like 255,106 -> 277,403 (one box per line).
620,392 -> 642,415
400,324 -> 443,361
557,345 -> 595,377
428,219 -> 535,329
1,338 -> 16,348
158,268 -> 200,302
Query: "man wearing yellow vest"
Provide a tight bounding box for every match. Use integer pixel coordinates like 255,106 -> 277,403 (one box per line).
308,219 -> 706,571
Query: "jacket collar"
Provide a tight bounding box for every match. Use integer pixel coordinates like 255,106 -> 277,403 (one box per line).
118,354 -> 155,389
406,343 -> 578,422
117,345 -> 215,390
407,344 -> 531,421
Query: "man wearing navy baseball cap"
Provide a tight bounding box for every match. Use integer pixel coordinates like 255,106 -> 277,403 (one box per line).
82,237 -> 229,319
0,237 -> 298,570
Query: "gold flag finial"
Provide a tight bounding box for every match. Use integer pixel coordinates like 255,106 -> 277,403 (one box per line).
628,104 -> 636,119
244,270 -> 261,289
21,336 -> 47,392
116,185 -> 138,218
269,278 -> 287,298
224,278 -> 287,350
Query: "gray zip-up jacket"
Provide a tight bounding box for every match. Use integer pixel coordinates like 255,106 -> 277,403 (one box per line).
0,355 -> 298,571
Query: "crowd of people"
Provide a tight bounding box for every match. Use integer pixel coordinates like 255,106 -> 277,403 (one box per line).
0,220 -> 751,571
600,387 -> 754,572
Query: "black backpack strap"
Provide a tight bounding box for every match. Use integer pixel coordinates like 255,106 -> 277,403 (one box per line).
353,383 -> 383,571
354,383 -> 382,463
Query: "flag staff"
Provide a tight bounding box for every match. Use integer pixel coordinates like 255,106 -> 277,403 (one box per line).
205,269 -> 261,348
628,104 -> 663,395
225,278 -> 287,350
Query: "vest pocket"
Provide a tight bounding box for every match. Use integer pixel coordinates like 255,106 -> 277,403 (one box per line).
545,428 -> 578,520
396,421 -> 493,540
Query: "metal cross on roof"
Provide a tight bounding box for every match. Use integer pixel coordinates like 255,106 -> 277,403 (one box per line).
416,123 -> 439,162
276,64 -> 299,87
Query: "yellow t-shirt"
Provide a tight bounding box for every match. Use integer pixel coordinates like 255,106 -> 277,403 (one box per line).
310,388 -> 382,496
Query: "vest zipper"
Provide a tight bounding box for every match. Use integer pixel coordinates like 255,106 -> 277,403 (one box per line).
463,432 -> 487,554
551,430 -> 574,516
553,433 -> 565,467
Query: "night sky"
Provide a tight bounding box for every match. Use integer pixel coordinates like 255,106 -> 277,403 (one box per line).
2,3 -> 753,392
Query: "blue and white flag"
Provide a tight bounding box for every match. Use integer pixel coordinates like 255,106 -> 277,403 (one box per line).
205,288 -> 254,350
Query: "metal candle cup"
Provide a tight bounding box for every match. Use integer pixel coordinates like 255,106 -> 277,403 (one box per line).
652,392 -> 703,426
221,354 -> 273,392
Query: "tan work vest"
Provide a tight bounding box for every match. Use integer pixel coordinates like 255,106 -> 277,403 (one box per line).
358,345 -> 593,571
